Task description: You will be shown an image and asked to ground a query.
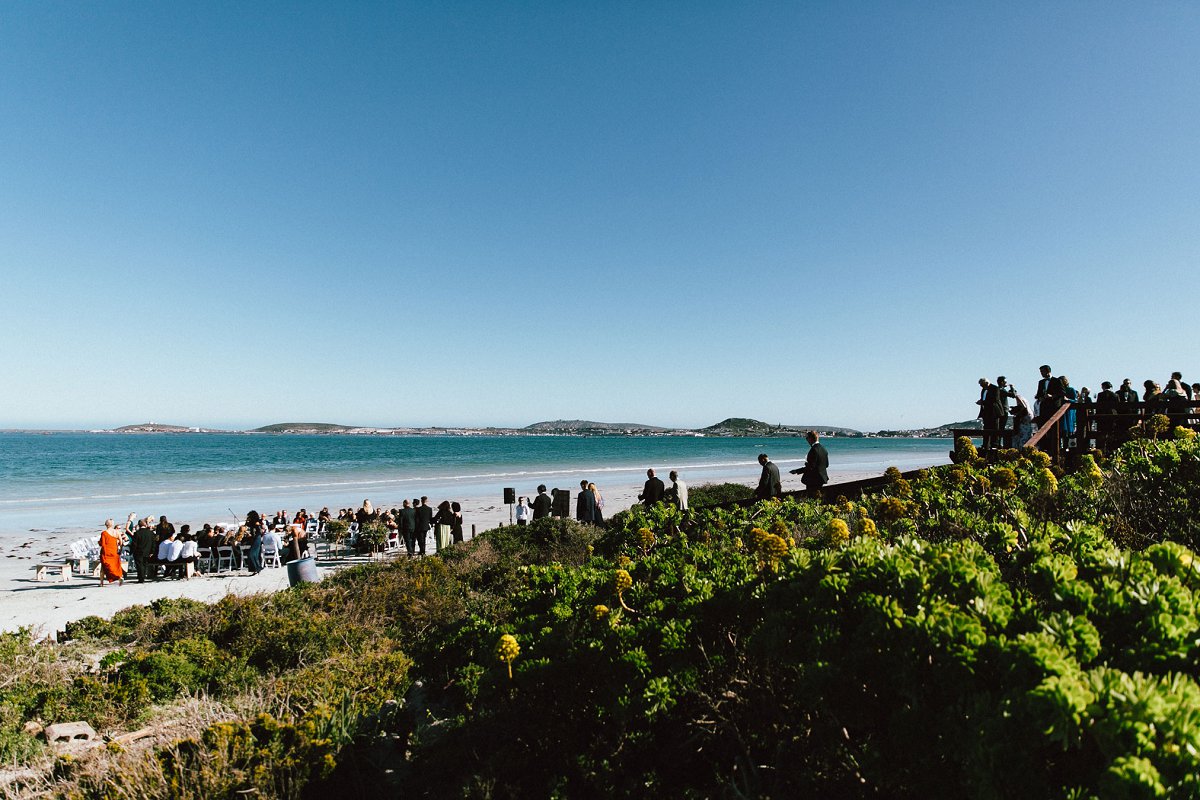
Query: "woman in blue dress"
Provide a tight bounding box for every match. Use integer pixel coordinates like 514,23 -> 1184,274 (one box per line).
1059,376 -> 1078,442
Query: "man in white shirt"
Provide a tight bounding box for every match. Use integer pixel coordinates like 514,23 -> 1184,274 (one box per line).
262,527 -> 282,556
156,533 -> 174,564
179,536 -> 197,561
157,532 -> 187,579
669,471 -> 688,512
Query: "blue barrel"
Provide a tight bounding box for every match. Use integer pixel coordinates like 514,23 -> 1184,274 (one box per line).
286,556 -> 320,586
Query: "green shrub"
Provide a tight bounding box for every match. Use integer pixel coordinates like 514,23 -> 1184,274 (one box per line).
688,482 -> 754,507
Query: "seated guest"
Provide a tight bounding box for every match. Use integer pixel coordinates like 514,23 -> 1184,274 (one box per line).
156,530 -> 181,579
262,526 -> 283,560
173,533 -> 198,580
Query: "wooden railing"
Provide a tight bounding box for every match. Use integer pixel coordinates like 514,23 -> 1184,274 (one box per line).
1023,401 -> 1073,454
953,399 -> 1198,464
710,467 -> 929,510
699,398 -> 1198,510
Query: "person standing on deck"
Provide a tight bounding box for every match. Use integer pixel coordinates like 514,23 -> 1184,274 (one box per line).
1010,390 -> 1035,448
1035,365 -> 1060,425
1116,379 -> 1139,417
977,377 -> 1010,450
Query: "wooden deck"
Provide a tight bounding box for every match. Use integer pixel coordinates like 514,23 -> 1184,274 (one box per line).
951,400 -> 1199,464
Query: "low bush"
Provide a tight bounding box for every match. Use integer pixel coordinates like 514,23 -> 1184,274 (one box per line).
687,481 -> 754,506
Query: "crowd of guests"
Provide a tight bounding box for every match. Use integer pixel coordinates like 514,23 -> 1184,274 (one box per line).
509,471 -> 691,528
335,497 -> 465,557
95,510 -> 322,586
91,493 -> 479,587
975,367 -> 1198,451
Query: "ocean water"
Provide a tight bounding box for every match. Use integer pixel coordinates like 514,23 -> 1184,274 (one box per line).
0,433 -> 951,535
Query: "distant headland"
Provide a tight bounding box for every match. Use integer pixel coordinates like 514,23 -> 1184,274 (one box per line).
62,417 -> 984,439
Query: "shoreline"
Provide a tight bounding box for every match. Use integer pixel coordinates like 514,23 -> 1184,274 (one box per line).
0,453 -> 950,637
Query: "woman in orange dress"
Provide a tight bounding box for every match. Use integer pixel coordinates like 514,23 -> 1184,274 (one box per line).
98,518 -> 125,586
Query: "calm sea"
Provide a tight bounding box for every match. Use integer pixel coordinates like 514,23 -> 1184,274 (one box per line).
0,433 -> 951,535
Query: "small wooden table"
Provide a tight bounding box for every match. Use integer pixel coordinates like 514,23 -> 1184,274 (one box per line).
35,563 -> 72,582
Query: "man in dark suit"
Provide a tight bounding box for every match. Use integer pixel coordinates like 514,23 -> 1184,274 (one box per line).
132,516 -> 158,583
531,485 -> 552,520
638,469 -> 665,507
576,480 -> 597,523
978,376 -> 1011,450
790,433 -> 829,497
1035,364 -> 1061,426
397,499 -> 418,556
414,497 -> 433,556
754,454 -> 782,500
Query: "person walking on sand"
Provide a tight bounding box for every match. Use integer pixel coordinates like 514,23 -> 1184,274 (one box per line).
669,470 -> 688,512
588,483 -> 605,525
132,516 -> 157,582
531,485 -> 552,520
576,480 -> 597,523
639,469 -> 666,507
98,518 -> 125,586
451,501 -> 465,543
398,499 -> 418,556
755,454 -> 782,500
414,497 -> 433,556
790,433 -> 829,498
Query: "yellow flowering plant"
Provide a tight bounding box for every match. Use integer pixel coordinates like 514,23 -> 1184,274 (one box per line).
496,634 -> 520,680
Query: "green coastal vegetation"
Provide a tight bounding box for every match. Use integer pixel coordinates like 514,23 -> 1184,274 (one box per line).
3,424 -> 1200,797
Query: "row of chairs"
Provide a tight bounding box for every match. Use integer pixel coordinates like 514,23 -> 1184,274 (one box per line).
193,539 -> 311,574
67,539 -> 102,575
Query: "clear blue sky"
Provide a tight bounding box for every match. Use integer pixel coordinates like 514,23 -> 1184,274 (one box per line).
2,2 -> 1197,431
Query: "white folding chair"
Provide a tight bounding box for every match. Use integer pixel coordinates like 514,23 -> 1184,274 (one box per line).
216,546 -> 234,573
261,545 -> 282,569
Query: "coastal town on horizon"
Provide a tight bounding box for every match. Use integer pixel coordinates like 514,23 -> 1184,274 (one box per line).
1,417 -> 983,439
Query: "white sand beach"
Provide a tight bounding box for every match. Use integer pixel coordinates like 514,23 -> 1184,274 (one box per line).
0,483 -> 652,638
0,459 -> 907,639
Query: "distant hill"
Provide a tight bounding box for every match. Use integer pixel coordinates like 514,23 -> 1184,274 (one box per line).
251,422 -> 352,433
874,419 -> 983,437
700,418 -> 863,437
525,420 -> 669,434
